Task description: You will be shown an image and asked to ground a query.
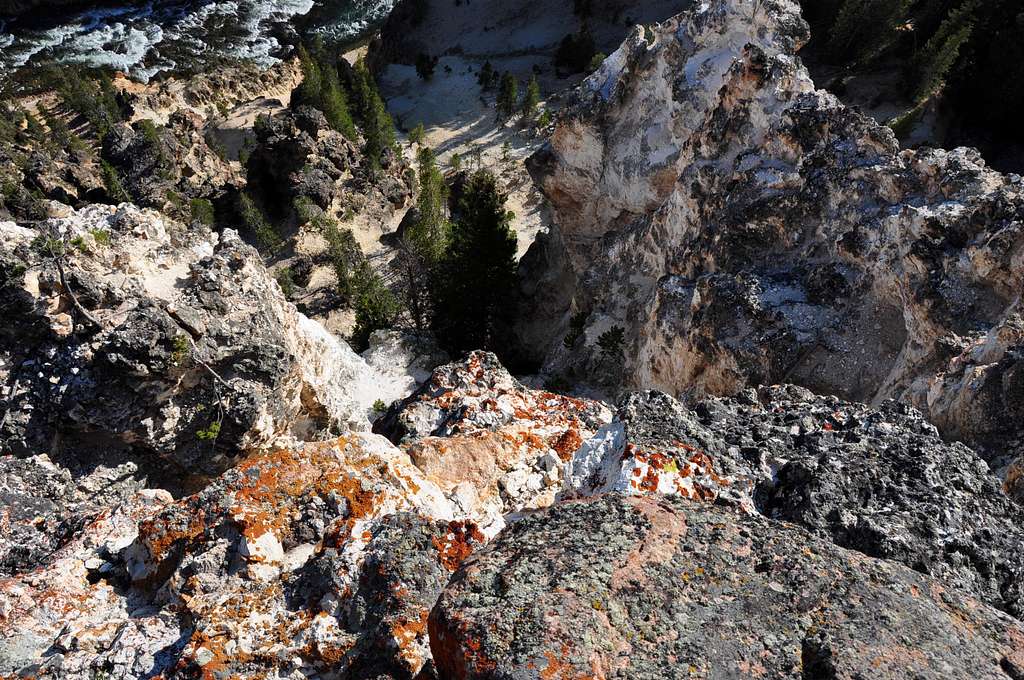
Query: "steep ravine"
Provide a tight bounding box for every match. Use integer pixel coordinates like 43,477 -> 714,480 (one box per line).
2,0 -> 1024,678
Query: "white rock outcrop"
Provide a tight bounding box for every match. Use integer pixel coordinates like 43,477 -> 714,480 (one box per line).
518,0 -> 1024,483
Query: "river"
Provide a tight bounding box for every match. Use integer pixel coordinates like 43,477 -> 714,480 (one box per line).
0,0 -> 394,81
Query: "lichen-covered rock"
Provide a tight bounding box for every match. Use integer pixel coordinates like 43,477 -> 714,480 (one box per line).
430,494 -> 1024,679
376,351 -> 613,533
563,391 -> 755,511
0,205 -> 430,479
569,387 -> 1024,618
1,432 -> 483,679
518,0 -> 1024,480
0,482 -> 176,679
115,434 -> 463,678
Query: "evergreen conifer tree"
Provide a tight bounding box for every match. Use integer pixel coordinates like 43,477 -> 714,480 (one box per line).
431,170 -> 517,353
352,58 -> 396,172
497,73 -> 518,119
522,74 -> 540,118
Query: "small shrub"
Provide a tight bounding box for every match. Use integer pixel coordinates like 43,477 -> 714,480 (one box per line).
195,420 -> 221,441
372,398 -> 387,412
597,326 -> 625,360
170,334 -> 190,364
189,198 -> 216,226
415,53 -> 439,81
30,235 -> 66,258
351,264 -> 402,352
293,195 -> 322,224
89,228 -> 111,245
275,266 -> 296,297
563,309 -> 587,348
101,160 -> 130,203
137,118 -> 161,146
237,193 -> 280,253
409,122 -> 426,145
70,235 -> 89,253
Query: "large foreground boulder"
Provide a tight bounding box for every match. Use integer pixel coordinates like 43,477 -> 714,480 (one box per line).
377,351 -> 613,533
430,494 -> 1024,679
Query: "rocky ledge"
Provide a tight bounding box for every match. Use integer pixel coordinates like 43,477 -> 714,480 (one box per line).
4,343 -> 1024,677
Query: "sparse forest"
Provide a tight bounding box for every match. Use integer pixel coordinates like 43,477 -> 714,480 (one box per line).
802,0 -> 1024,169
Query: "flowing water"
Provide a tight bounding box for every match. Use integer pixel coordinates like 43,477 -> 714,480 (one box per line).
0,0 -> 395,81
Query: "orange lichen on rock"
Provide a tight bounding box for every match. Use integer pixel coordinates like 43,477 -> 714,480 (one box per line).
551,428 -> 584,461
432,521 -> 485,571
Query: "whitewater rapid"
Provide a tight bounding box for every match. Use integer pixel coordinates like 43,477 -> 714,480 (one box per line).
0,0 -> 395,82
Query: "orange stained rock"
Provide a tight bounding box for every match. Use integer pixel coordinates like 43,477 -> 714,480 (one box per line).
392,610 -> 431,664
552,428 -> 584,461
433,521 -> 485,572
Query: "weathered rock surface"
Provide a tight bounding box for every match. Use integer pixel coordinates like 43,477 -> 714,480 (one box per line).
0,481 -> 175,679
519,0 -> 1024,482
5,0 -> 1024,677
0,205 -> 433,480
576,387 -> 1024,618
0,453 -> 143,577
431,493 -> 1024,679
4,345 -> 1024,678
247,106 -> 412,215
0,353 -> 596,678
377,351 -> 613,533
102,112 -> 240,210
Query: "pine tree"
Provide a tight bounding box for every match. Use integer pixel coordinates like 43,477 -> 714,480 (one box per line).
396,147 -> 449,328
477,61 -> 496,91
497,73 -> 518,119
410,146 -> 449,262
351,261 -> 401,351
415,52 -> 438,80
431,170 -> 517,353
237,192 -> 280,253
826,0 -> 911,61
352,58 -> 396,172
23,110 -> 46,141
522,74 -> 540,118
321,66 -> 358,140
295,44 -> 324,109
910,0 -> 979,102
101,160 -> 130,204
321,217 -> 364,301
408,122 -> 426,145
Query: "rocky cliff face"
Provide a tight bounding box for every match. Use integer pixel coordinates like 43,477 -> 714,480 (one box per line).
4,0 -> 1024,677
5,341 -> 1024,676
519,0 -> 1024,490
0,204 -> 433,483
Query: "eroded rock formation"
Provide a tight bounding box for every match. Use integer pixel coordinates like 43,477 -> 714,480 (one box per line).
519,0 -> 1024,485
3,0 -> 1024,677
0,205 -> 433,481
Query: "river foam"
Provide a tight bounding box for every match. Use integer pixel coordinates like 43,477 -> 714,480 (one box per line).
0,0 -> 394,82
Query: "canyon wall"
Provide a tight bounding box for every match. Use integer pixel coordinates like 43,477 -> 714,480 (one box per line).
519,0 -> 1024,486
